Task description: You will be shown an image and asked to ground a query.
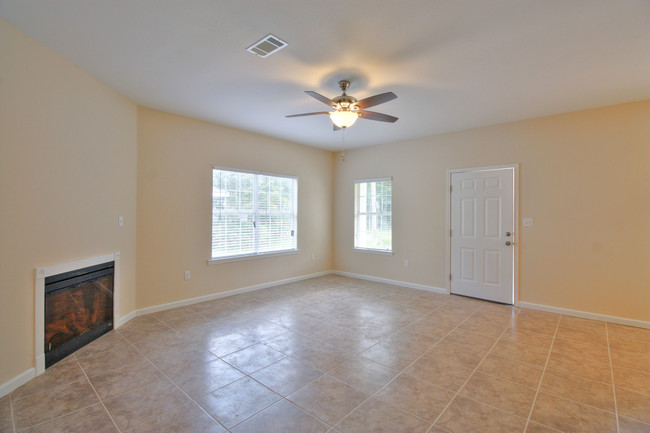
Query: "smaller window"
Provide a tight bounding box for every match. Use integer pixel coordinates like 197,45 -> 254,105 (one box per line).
354,177 -> 392,252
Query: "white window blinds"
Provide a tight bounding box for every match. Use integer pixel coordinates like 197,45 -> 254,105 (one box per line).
212,168 -> 297,260
354,177 -> 392,252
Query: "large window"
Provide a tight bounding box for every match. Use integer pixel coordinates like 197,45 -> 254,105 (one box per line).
211,168 -> 297,261
354,177 -> 392,252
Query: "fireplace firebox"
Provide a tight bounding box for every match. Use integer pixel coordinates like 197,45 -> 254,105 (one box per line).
44,261 -> 114,368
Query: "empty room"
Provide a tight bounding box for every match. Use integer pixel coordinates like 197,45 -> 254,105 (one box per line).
1,1 -> 649,432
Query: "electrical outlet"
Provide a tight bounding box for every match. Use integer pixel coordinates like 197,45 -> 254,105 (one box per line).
118,216 -> 124,227
522,218 -> 534,227
404,259 -> 409,267
184,271 -> 191,280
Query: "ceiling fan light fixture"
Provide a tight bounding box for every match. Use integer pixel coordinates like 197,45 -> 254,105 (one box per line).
330,110 -> 359,128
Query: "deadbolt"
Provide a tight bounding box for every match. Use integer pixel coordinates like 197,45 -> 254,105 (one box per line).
505,241 -> 513,246
506,232 -> 512,237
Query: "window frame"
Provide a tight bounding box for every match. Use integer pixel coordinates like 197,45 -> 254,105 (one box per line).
353,176 -> 393,255
209,166 -> 298,264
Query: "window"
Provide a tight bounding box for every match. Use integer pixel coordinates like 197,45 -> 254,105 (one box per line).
354,177 -> 392,252
211,168 -> 297,261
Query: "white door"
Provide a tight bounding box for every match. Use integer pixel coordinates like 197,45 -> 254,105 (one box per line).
450,168 -> 515,304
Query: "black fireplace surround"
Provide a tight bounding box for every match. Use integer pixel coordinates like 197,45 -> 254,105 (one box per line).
44,261 -> 114,368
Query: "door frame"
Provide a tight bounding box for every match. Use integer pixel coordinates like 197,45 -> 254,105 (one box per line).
445,163 -> 520,306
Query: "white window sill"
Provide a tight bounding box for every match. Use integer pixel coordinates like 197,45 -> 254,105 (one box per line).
353,248 -> 393,256
208,249 -> 299,265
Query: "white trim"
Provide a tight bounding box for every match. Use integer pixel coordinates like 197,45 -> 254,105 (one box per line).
0,368 -> 35,398
352,248 -> 393,256
115,310 -> 136,328
446,163 -> 520,306
354,176 -> 392,183
332,270 -> 447,295
34,252 -> 121,376
136,271 -> 332,316
212,165 -> 298,180
519,302 -> 650,330
208,249 -> 299,265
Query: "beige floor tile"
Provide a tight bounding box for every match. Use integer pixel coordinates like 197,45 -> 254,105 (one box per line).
442,327 -> 499,351
237,321 -> 290,341
199,377 -> 281,429
336,397 -> 430,433
251,357 -> 323,396
103,377 -> 190,431
401,319 -> 453,341
546,351 -> 612,383
20,403 -> 116,433
614,366 -> 650,396
607,324 -> 650,343
425,339 -> 487,370
202,332 -> 257,357
170,357 -> 245,398
478,353 -> 544,389
525,421 -> 563,432
511,315 -> 558,336
460,372 -> 537,418
12,356 -> 85,400
148,341 -> 218,376
288,375 -> 369,425
328,356 -> 398,394
559,316 -> 606,333
619,415 -> 650,433
423,305 -> 474,327
530,391 -> 617,433
232,399 -> 329,433
128,330 -> 188,358
221,343 -> 286,374
262,331 -> 320,355
403,355 -> 473,392
609,336 -> 650,356
374,374 -> 453,421
435,396 -> 527,433
149,305 -> 201,323
76,344 -> 146,377
127,402 -> 225,433
12,379 -> 99,431
458,317 -> 508,338
0,395 -> 13,433
290,343 -> 353,372
359,339 -> 425,371
499,327 -> 554,350
75,330 -> 131,356
323,329 -> 383,353
555,324 -> 608,347
551,337 -> 610,364
616,387 -> 650,424
89,359 -> 164,400
611,348 -> 650,374
540,370 -> 615,411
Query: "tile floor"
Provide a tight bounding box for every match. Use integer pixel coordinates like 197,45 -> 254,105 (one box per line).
1,275 -> 649,432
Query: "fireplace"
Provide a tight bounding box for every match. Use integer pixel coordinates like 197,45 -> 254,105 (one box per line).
35,252 -> 121,374
44,261 -> 114,368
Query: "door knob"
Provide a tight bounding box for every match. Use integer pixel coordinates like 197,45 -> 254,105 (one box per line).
505,241 -> 513,246
506,232 -> 512,237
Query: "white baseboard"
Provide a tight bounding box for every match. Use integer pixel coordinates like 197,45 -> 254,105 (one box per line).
332,270 -> 448,295
115,310 -> 136,328
0,368 -> 35,398
136,270 -> 333,316
519,302 -> 650,330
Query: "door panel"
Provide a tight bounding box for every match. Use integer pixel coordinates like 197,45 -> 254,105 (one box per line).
451,168 -> 514,304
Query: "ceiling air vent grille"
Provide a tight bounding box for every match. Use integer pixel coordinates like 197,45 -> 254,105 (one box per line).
247,34 -> 288,58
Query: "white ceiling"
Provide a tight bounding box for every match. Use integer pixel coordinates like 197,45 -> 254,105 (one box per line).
2,0 -> 650,150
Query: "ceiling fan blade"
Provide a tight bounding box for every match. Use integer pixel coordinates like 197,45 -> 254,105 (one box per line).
358,110 -> 398,123
305,91 -> 334,107
285,111 -> 330,118
356,92 -> 397,109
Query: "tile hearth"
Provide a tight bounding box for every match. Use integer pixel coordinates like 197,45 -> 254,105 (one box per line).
1,275 -> 649,432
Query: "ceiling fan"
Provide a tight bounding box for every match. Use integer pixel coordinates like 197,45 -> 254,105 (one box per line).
286,80 -> 398,129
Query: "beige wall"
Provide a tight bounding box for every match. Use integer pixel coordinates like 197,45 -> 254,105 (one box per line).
0,19 -> 138,385
334,101 -> 650,321
136,108 -> 333,309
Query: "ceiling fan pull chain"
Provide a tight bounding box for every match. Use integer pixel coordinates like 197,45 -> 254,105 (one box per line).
341,127 -> 345,162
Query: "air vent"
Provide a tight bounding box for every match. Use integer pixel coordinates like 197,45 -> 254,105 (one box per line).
247,34 -> 288,58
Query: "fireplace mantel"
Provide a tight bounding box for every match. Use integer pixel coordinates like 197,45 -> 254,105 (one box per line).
34,252 -> 121,376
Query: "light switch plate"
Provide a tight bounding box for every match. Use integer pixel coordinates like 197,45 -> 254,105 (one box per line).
522,218 -> 533,227
118,216 -> 124,227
